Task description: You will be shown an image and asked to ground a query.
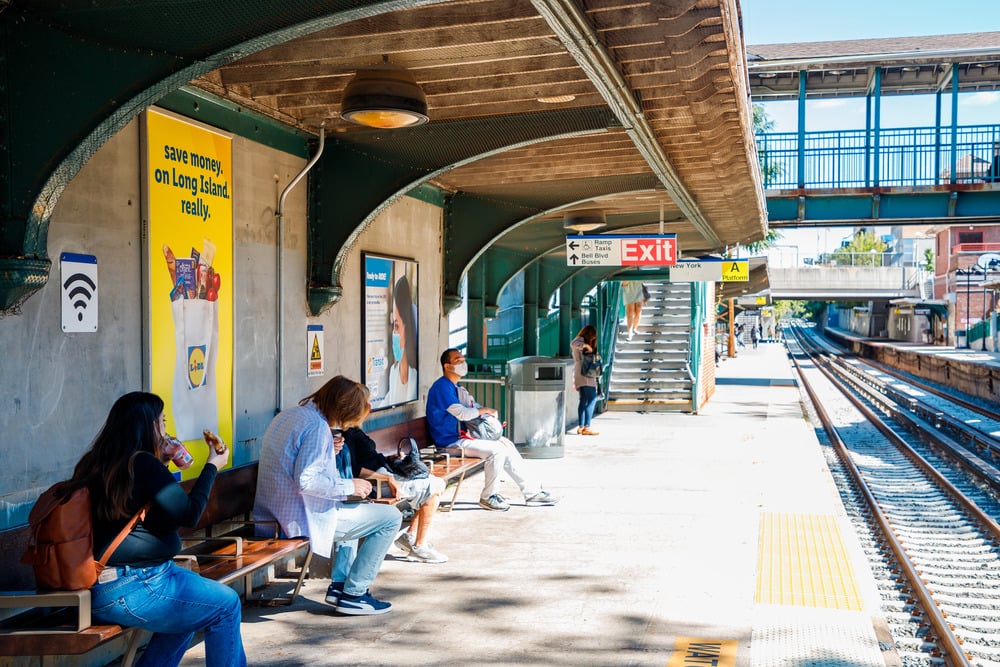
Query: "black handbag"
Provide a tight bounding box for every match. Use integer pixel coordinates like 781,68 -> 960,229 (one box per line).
580,351 -> 603,378
386,437 -> 430,480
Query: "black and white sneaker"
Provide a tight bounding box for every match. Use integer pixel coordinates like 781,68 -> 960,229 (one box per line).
336,591 -> 392,616
325,581 -> 344,606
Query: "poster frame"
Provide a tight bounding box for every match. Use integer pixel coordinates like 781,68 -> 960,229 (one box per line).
361,252 -> 419,411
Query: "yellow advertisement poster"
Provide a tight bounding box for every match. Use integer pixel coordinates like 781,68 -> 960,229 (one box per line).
145,108 -> 233,478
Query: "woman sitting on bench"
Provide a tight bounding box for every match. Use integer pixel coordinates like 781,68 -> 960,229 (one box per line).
337,425 -> 448,565
76,392 -> 244,667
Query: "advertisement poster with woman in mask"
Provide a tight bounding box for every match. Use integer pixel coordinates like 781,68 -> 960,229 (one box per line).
363,253 -> 418,410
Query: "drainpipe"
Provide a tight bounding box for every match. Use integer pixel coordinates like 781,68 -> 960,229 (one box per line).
275,126 -> 325,413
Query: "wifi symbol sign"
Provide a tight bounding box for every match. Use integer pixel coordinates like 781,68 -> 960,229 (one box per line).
60,253 -> 99,332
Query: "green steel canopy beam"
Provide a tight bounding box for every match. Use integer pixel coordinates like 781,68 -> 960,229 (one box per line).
306,107 -> 617,315
0,0 -> 448,312
443,173 -> 660,309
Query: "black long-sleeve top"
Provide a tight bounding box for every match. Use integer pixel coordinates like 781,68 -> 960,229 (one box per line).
343,427 -> 390,477
91,452 -> 218,567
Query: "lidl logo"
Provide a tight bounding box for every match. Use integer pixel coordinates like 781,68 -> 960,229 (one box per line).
187,345 -> 207,388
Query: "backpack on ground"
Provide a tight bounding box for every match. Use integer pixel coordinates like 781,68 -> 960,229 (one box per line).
21,481 -> 145,590
580,351 -> 603,378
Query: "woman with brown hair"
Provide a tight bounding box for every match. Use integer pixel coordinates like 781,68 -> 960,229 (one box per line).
571,325 -> 600,435
255,376 -> 401,616
79,391 -> 244,667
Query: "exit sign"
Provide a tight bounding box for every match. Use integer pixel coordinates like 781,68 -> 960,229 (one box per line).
566,234 -> 677,267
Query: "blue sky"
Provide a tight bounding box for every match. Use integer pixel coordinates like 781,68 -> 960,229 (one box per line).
742,0 -> 1000,131
739,0 -> 1000,258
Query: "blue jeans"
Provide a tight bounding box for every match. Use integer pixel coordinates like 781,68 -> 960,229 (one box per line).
578,386 -> 597,427
332,539 -> 358,583
90,561 -> 246,667
333,502 -> 401,596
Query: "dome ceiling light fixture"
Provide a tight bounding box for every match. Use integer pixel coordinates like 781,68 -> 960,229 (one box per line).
537,94 -> 576,104
563,209 -> 606,234
340,63 -> 428,129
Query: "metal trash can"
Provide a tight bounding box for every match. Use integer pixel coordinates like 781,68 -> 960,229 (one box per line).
506,356 -> 574,459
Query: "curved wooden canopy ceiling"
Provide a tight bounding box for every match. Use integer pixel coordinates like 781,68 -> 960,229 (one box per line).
0,0 -> 767,313
194,0 -> 767,256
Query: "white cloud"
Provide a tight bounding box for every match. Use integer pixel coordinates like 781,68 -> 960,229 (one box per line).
812,99 -> 850,109
965,91 -> 1000,107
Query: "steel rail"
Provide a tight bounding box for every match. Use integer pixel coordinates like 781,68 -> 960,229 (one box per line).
799,327 -> 1000,485
786,331 -> 974,667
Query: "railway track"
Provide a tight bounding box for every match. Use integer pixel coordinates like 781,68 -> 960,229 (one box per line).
786,323 -> 1000,667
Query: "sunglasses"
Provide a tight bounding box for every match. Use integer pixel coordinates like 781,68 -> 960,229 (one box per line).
330,428 -> 344,439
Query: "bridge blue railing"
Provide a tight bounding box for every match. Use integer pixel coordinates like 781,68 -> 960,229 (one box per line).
757,124 -> 1000,189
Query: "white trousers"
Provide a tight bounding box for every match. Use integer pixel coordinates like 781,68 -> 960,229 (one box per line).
449,436 -> 540,500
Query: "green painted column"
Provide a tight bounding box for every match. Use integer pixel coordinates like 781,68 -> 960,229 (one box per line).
467,262 -> 486,358
797,70 -> 807,189
523,264 -> 540,355
950,67 -> 960,185
873,67 -> 882,187
559,283 -> 574,357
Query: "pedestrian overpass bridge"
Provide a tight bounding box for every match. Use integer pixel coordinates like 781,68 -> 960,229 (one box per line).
749,33 -> 1000,228
764,266 -> 926,300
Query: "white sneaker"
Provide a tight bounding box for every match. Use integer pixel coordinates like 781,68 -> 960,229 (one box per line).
525,490 -> 560,506
479,494 -> 510,511
408,543 -> 448,564
394,532 -> 415,555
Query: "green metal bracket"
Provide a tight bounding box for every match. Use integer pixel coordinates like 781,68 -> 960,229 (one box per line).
0,0 -> 425,314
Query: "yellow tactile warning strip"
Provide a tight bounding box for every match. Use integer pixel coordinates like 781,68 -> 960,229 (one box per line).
756,512 -> 864,610
667,638 -> 738,667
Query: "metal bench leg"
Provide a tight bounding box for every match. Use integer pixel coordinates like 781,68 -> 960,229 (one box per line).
245,548 -> 313,607
121,628 -> 144,667
441,470 -> 467,513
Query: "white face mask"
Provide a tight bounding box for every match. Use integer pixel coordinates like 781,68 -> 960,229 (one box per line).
452,361 -> 468,377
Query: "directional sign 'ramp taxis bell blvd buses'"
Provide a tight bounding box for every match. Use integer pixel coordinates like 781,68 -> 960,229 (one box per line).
565,234 -> 676,267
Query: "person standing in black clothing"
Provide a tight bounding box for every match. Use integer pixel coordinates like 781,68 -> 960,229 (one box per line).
335,426 -> 447,564
74,391 -> 244,667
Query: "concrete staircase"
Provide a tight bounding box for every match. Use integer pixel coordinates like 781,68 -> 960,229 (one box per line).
605,282 -> 693,412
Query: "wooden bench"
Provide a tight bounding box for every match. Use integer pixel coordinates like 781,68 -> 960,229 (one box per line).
364,417 -> 483,511
0,462 -> 310,666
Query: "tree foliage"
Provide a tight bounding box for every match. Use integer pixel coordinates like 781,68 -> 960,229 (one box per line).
922,247 -> 935,272
743,104 -> 782,255
753,103 -> 781,188
830,231 -> 887,266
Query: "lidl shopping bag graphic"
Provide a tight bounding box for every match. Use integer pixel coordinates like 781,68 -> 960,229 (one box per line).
170,288 -> 219,441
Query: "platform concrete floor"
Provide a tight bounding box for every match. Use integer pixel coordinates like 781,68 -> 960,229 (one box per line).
176,342 -> 879,667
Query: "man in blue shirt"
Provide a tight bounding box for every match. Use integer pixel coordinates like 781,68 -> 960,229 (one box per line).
427,348 -> 560,511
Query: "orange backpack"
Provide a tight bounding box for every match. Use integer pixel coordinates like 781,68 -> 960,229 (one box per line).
21,482 -> 143,590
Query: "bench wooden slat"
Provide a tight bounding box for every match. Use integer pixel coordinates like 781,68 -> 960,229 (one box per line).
185,539 -> 309,585
366,418 -> 483,511
0,624 -> 125,655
